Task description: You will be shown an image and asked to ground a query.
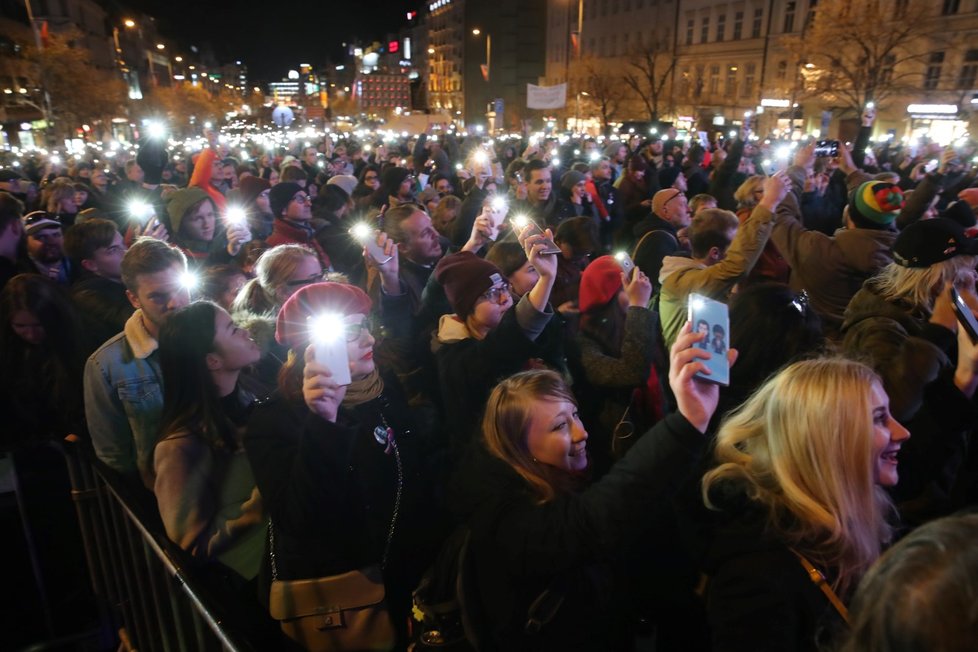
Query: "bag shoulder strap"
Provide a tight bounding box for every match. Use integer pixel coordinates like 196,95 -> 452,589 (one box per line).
789,548 -> 850,624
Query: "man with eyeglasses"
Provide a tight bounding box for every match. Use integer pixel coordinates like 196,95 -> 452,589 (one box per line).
265,182 -> 331,270
630,188 -> 692,253
22,211 -> 71,285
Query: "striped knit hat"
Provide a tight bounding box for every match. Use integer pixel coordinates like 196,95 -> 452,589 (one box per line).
847,181 -> 904,226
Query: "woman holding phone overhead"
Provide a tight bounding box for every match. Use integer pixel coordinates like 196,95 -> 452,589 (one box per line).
449,323 -> 728,650
243,281 -> 440,649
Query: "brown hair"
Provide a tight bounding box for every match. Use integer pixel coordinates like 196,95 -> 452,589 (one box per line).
482,370 -> 582,503
63,218 -> 118,262
120,237 -> 187,293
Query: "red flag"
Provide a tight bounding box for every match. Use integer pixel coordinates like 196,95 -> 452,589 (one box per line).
480,64 -> 489,82
40,20 -> 49,48
570,32 -> 579,55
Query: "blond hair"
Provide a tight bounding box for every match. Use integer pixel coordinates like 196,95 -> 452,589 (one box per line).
703,357 -> 894,593
231,243 -> 317,316
733,175 -> 766,207
482,370 -> 580,504
871,256 -> 978,315
45,179 -> 76,213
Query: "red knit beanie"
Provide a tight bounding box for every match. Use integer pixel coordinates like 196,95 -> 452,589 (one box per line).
435,251 -> 506,318
275,282 -> 372,348
579,255 -> 624,313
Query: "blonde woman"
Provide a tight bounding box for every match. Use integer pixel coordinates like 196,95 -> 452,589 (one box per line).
231,243 -> 323,392
842,217 -> 978,524
701,357 -> 908,652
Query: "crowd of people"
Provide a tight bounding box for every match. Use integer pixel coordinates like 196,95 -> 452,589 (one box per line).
2,107 -> 978,651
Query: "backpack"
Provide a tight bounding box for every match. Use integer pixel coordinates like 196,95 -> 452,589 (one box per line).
412,526 -> 567,651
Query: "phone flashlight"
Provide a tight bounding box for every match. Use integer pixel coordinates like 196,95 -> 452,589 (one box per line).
226,207 -> 247,226
180,271 -> 199,291
455,162 -> 463,170
491,196 -> 507,212
145,121 -> 167,140
866,101 -> 875,109
511,214 -> 529,230
129,201 -> 154,221
351,222 -> 372,241
474,150 -> 489,165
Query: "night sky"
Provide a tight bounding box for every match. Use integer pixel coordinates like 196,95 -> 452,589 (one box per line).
124,0 -> 413,83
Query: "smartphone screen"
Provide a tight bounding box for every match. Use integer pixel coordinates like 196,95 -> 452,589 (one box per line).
615,251 -> 635,279
814,140 -> 840,158
517,218 -> 561,255
687,293 -> 730,386
951,287 -> 978,343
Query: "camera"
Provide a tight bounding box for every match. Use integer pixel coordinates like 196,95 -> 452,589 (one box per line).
813,140 -> 840,158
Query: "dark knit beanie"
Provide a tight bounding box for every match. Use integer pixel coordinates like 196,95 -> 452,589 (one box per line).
269,182 -> 303,218
136,139 -> 168,185
435,251 -> 506,318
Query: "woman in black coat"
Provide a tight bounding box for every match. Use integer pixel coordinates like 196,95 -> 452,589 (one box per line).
244,281 -> 442,649
448,322 -> 726,650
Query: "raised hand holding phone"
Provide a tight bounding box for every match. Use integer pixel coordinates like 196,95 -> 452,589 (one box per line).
302,343 -> 347,423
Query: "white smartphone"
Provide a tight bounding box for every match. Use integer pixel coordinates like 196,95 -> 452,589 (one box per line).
615,251 -> 636,279
350,223 -> 393,265
687,293 -> 730,386
310,315 -> 352,386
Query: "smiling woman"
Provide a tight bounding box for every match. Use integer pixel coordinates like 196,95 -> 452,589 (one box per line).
448,325 -> 723,650
701,357 -> 904,652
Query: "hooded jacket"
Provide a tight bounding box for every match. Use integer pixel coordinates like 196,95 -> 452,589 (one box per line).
658,204 -> 775,348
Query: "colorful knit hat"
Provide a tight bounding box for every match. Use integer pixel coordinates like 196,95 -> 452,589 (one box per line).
848,181 -> 904,226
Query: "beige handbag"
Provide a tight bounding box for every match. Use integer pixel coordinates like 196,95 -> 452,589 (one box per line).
268,562 -> 396,651
268,422 -> 403,651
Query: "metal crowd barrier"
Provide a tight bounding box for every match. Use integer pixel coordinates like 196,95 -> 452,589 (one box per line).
62,435 -> 258,652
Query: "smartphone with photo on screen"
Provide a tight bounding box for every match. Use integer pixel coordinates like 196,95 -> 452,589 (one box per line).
687,293 -> 730,386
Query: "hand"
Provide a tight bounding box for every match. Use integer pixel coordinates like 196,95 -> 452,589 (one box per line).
640,198 -> 654,208
862,106 -> 877,127
623,269 -> 652,307
365,231 -> 401,293
759,172 -> 790,210
556,300 -> 580,317
939,147 -> 956,175
525,229 -> 558,280
955,324 -> 978,398
836,142 -> 856,173
226,222 -> 252,256
462,214 -> 494,253
137,216 -> 169,243
909,162 -> 927,182
302,345 -> 348,422
668,321 -> 738,434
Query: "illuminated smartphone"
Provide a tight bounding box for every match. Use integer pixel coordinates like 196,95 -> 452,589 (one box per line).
350,224 -> 393,265
310,315 -> 352,386
951,287 -> 978,344
513,216 -> 560,255
687,293 -> 730,386
614,251 -> 635,279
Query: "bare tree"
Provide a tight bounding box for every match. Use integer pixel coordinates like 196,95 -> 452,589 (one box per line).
781,0 -> 936,114
621,38 -> 676,122
571,56 -> 627,135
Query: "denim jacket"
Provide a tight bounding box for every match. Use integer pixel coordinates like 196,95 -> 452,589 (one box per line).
83,310 -> 163,487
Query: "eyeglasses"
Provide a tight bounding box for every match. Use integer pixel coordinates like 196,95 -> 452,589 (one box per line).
482,283 -> 512,303
290,194 -> 311,205
284,271 -> 328,288
342,317 -> 374,342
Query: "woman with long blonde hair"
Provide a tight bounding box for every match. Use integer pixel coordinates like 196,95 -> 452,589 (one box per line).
702,357 -> 909,651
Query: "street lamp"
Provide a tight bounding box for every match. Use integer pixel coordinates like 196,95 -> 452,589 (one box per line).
471,28 -> 490,82
156,43 -> 165,50
123,19 -> 135,28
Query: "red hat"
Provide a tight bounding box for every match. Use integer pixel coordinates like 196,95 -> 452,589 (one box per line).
275,282 -> 372,348
579,255 -> 624,313
435,251 -> 506,318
